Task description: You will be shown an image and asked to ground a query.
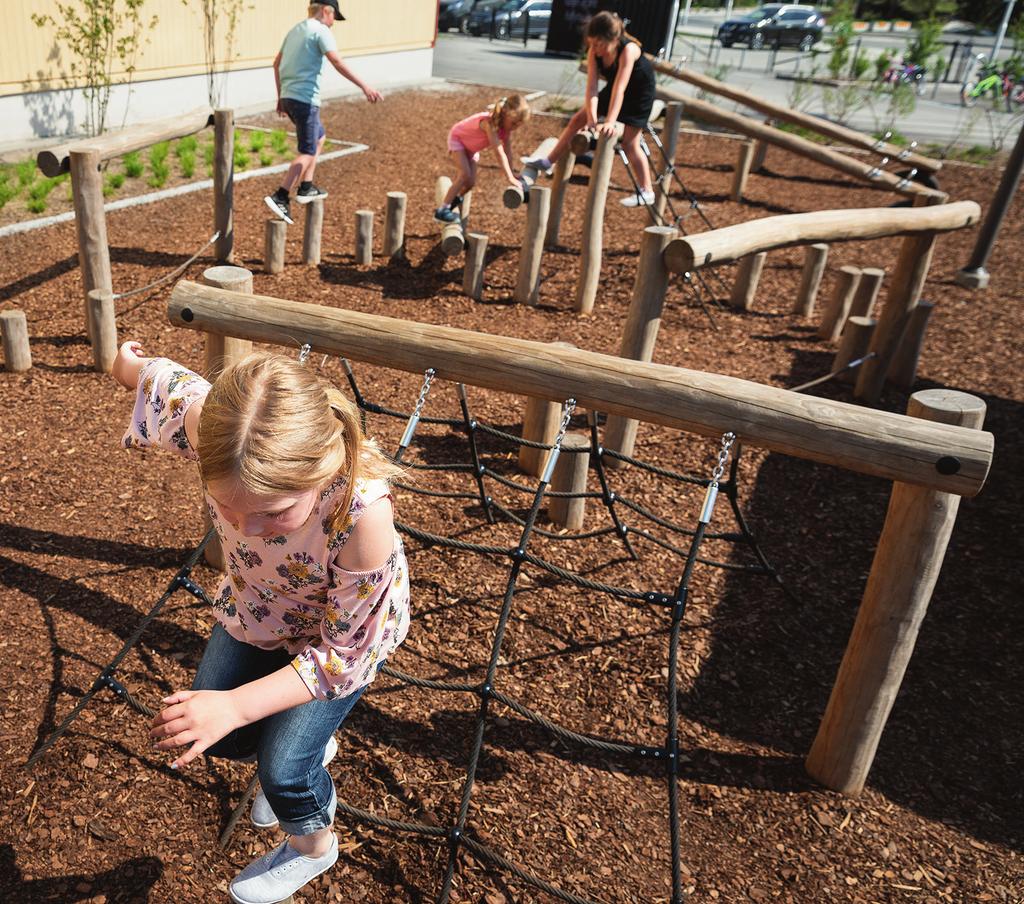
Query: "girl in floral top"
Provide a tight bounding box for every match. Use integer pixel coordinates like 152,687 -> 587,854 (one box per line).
113,340 -> 409,904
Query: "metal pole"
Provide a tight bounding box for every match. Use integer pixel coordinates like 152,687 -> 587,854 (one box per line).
523,10 -> 529,46
955,121 -> 1024,290
991,0 -> 1017,62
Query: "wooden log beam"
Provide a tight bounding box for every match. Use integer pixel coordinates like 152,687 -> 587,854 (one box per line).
167,282 -> 994,497
649,59 -> 941,175
38,108 -> 215,177
654,83 -> 944,201
505,137 -> 557,209
665,201 -> 980,274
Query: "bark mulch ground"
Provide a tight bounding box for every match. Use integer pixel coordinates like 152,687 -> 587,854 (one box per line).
0,85 -> 1021,904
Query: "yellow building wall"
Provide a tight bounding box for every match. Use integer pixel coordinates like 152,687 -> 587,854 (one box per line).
2,0 -> 437,98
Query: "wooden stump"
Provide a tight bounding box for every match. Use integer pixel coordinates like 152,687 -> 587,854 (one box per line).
834,316 -> 876,384
354,210 -> 374,265
805,389 -> 987,794
383,191 -> 407,259
264,219 -> 287,274
574,122 -> 623,314
794,243 -> 829,317
818,266 -> 862,341
849,267 -> 885,319
0,310 -> 31,372
545,149 -> 577,247
514,185 -> 551,305
70,148 -> 113,343
213,108 -> 234,262
888,301 -> 935,391
548,432 -> 590,529
302,199 -> 324,266
504,137 -> 557,209
519,397 -> 562,478
728,251 -> 767,311
654,101 -> 684,221
463,233 -> 488,300
730,140 -> 756,202
86,290 -> 117,373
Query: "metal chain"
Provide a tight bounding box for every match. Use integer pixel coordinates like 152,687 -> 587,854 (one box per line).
711,431 -> 737,486
553,398 -> 576,448
298,343 -> 312,364
411,368 -> 436,421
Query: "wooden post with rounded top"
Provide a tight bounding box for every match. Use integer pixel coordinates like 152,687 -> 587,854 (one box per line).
463,233 -> 488,300
818,265 -> 862,341
654,102 -> 684,221
545,149 -> 577,247
728,251 -> 767,311
264,220 -> 286,274
548,432 -> 590,529
302,199 -> 324,266
213,109 -> 234,262
834,316 -> 876,384
0,310 -> 31,372
70,148 -> 113,343
888,301 -> 935,392
731,140 -> 756,202
849,267 -> 884,319
514,185 -> 551,305
604,226 -> 678,465
354,210 -> 374,265
383,191 -> 407,260
794,243 -> 829,317
86,290 -> 117,373
806,389 -> 986,794
575,122 -> 623,314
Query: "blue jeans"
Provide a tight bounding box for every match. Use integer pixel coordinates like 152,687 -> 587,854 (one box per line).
192,623 -> 367,835
280,97 -> 325,155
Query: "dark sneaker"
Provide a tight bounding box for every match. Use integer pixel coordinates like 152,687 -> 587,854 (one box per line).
451,194 -> 464,211
264,193 -> 293,224
295,184 -> 328,204
434,206 -> 459,223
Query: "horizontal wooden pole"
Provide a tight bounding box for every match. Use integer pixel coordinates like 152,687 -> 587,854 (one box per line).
654,84 -> 944,201
37,108 -> 215,177
167,281 -> 992,497
649,59 -> 941,175
665,201 -> 980,273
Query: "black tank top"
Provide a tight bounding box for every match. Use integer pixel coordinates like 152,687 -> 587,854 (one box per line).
596,37 -> 655,99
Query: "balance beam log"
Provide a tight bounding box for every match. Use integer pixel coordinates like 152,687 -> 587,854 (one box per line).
794,243 -> 829,317
86,290 -> 117,373
383,191 -> 407,259
504,137 -> 557,209
355,210 -> 374,265
575,122 -> 624,314
570,129 -> 596,157
435,176 -> 464,256
514,185 -> 551,305
664,201 -> 980,274
0,310 -> 32,372
213,109 -> 234,262
303,199 -> 324,266
168,282 -> 994,497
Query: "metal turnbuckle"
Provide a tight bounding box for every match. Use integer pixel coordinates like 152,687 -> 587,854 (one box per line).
540,398 -> 577,484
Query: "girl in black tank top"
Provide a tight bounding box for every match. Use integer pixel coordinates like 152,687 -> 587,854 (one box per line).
522,12 -> 656,207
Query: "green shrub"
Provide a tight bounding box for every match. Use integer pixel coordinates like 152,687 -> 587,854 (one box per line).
124,151 -> 144,178
175,134 -> 198,156
25,175 -> 63,212
260,150 -> 274,167
147,142 -> 170,187
0,173 -> 16,211
103,171 -> 125,196
27,198 -> 47,213
179,148 -> 196,178
270,128 -> 290,156
249,130 -> 265,153
233,142 -> 249,171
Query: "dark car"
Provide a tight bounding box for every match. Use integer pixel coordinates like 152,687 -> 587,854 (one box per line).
468,0 -> 551,39
717,4 -> 825,51
438,0 -> 479,34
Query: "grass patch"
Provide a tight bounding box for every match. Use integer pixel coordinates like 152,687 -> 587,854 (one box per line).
16,159 -> 37,187
124,151 -> 144,178
103,171 -> 126,197
260,150 -> 274,167
148,141 -> 171,188
25,175 -> 64,213
0,171 -> 17,211
249,130 -> 265,153
271,129 -> 290,156
233,142 -> 249,171
203,141 -> 216,177
776,121 -> 828,143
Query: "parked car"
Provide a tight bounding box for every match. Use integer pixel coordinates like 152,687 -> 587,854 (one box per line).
438,0 -> 479,34
468,0 -> 551,39
716,4 -> 826,51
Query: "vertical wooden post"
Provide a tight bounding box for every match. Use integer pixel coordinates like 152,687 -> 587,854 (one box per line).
436,176 -> 465,255
575,122 -> 623,314
464,233 -> 488,301
0,310 -> 32,372
302,198 -> 324,266
514,185 -> 551,305
545,149 -> 577,247
888,301 -> 935,391
86,290 -> 117,373
794,243 -> 829,317
731,140 -> 756,202
849,266 -> 884,319
264,220 -> 287,274
213,109 -> 234,263
548,432 -> 590,529
383,191 -> 407,260
654,101 -> 684,221
805,389 -> 986,794
519,342 -> 574,477
818,266 -> 862,341
728,251 -> 768,310
604,226 -> 678,465
751,136 -> 769,173
834,316 -> 876,384
354,210 -> 374,265
69,149 -> 112,343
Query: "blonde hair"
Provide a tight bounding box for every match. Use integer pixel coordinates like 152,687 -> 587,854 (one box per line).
197,351 -> 400,532
489,94 -> 531,131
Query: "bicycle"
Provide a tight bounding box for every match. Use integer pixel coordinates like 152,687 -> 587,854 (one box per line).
883,59 -> 927,96
960,55 -> 1019,112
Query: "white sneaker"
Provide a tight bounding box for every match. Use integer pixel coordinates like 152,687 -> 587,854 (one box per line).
251,734 -> 338,829
620,189 -> 656,208
229,834 -> 339,904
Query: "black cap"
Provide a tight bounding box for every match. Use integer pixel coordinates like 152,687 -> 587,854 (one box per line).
319,0 -> 345,21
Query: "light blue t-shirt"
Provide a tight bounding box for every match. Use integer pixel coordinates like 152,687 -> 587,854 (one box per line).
278,18 -> 338,106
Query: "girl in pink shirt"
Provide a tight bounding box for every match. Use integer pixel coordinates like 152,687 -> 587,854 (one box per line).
434,94 -> 531,223
112,340 -> 409,904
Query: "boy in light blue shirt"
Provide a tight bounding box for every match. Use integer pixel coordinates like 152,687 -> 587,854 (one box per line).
264,1 -> 381,224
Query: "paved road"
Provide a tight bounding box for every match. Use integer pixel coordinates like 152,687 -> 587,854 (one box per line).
432,31 -> 1020,147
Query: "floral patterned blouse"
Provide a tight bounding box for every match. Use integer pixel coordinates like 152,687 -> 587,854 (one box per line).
122,358 -> 410,701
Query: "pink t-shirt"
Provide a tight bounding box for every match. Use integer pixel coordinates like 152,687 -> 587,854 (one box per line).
122,358 -> 410,701
447,111 -> 507,155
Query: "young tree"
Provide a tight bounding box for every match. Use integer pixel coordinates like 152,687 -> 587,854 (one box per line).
182,0 -> 248,108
